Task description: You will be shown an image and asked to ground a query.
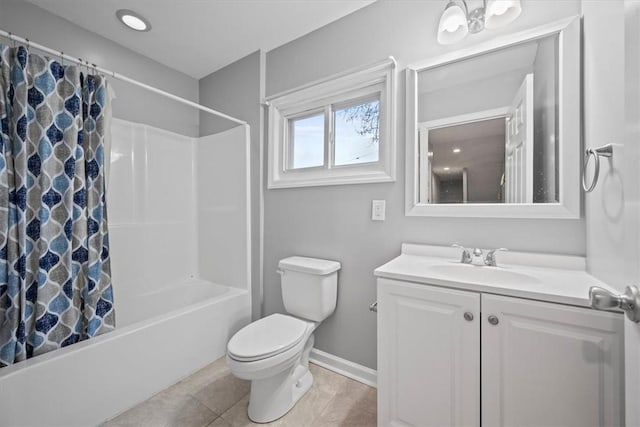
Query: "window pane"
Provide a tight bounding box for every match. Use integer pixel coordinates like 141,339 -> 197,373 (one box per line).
334,99 -> 380,166
290,114 -> 325,169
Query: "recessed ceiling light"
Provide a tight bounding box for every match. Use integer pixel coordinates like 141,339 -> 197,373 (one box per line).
453,148 -> 461,153
443,167 -> 451,171
116,9 -> 151,32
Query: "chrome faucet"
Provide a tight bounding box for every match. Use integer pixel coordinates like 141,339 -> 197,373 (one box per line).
452,244 -> 508,267
452,244 -> 472,264
484,248 -> 508,267
452,244 -> 484,265
470,248 -> 484,266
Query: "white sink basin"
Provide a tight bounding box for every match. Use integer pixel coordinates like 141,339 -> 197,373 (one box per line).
428,263 -> 540,285
374,244 -> 610,308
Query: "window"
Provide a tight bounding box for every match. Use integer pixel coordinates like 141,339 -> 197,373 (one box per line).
289,112 -> 325,169
333,97 -> 380,166
268,58 -> 396,188
287,96 -> 380,170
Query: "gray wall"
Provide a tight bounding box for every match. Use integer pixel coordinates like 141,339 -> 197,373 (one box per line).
199,51 -> 262,320
264,0 -> 583,370
583,1 -> 628,289
199,52 -> 260,137
0,0 -> 199,137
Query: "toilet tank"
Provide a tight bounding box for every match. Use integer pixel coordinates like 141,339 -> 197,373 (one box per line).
278,256 -> 341,322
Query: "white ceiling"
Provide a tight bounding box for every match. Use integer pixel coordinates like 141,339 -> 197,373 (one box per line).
430,116 -> 505,144
25,0 -> 375,79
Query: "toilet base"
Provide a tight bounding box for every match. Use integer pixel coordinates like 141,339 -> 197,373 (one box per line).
247,364 -> 313,423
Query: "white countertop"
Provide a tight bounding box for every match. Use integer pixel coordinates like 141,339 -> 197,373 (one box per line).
374,244 -> 620,309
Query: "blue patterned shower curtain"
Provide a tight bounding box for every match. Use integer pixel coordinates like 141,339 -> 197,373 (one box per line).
0,44 -> 115,367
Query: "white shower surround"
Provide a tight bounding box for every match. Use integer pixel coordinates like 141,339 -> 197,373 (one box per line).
0,120 -> 252,426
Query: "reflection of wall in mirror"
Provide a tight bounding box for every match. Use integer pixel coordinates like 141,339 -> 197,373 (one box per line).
418,68 -> 531,123
460,135 -> 504,202
533,36 -> 559,203
437,176 -> 464,203
431,169 -> 469,203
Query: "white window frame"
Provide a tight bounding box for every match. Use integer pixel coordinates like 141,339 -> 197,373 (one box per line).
267,57 -> 396,189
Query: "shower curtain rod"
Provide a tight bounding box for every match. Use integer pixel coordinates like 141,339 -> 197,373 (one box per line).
0,29 -> 247,126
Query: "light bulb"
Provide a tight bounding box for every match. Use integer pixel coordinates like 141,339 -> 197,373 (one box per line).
490,1 -> 511,16
485,0 -> 521,29
122,15 -> 147,31
437,1 -> 469,45
444,19 -> 463,33
116,9 -> 152,32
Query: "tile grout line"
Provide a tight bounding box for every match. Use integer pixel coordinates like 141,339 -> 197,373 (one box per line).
211,391 -> 251,424
205,414 -> 223,427
187,389 -> 224,418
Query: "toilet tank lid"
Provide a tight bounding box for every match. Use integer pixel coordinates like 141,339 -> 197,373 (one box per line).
278,256 -> 341,275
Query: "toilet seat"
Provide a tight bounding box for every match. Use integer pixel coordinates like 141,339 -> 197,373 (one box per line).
227,314 -> 310,362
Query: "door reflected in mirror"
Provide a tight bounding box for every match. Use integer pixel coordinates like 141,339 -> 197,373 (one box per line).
418,33 -> 559,205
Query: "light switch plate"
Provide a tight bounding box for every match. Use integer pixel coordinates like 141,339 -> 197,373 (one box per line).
372,200 -> 386,221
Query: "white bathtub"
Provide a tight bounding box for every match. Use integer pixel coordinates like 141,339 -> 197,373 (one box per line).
0,280 -> 251,427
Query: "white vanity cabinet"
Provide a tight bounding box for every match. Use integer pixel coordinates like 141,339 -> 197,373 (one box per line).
377,278 -> 624,427
481,293 -> 624,427
377,278 -> 480,427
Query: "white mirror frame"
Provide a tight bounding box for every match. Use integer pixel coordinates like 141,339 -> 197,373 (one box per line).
405,16 -> 581,218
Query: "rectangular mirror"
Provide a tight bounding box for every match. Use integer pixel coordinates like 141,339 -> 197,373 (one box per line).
406,17 -> 581,218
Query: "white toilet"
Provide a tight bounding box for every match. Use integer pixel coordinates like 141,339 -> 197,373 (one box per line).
226,256 -> 340,423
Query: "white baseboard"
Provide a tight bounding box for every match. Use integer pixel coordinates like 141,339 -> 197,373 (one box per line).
309,348 -> 377,388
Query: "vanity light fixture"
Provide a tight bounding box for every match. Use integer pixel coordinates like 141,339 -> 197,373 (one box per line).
437,0 -> 521,45
116,9 -> 152,32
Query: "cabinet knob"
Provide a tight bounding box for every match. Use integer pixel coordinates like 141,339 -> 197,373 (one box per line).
463,312 -> 474,321
488,315 -> 499,325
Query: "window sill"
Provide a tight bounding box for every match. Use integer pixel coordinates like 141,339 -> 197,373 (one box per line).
268,168 -> 394,189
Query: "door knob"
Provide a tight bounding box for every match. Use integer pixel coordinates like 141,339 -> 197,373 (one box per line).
488,315 -> 499,325
589,285 -> 640,322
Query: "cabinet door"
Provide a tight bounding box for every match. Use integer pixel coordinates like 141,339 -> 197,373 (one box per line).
377,278 -> 480,427
482,294 -> 624,427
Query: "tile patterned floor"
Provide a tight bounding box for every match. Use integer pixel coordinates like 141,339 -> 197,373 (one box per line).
102,357 -> 377,427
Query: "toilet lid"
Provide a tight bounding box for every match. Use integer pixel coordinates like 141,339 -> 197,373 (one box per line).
227,314 -> 309,362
